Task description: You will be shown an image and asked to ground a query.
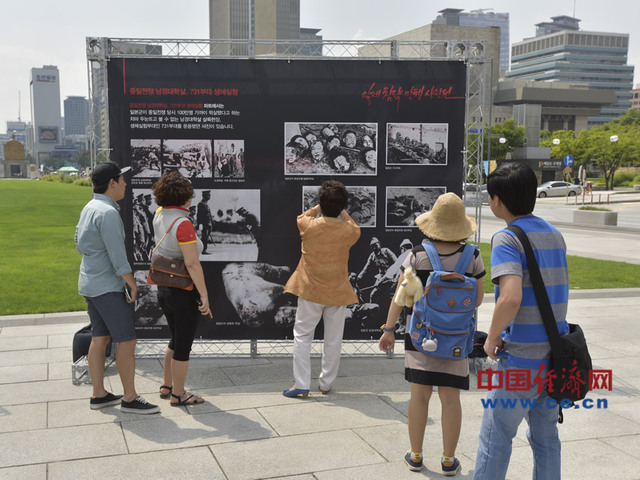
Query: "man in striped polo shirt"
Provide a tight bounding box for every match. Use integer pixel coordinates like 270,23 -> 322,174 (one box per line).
474,162 -> 569,480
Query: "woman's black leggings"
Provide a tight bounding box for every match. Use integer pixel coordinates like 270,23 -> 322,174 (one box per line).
157,286 -> 200,361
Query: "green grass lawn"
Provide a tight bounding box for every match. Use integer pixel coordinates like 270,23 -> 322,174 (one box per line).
0,180 -> 91,315
1,180 -> 639,316
477,246 -> 640,292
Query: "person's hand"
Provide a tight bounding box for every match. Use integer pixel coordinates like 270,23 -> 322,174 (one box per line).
484,335 -> 504,360
197,298 -> 212,319
126,284 -> 138,304
379,331 -> 395,353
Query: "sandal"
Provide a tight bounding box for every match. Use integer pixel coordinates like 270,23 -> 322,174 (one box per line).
159,385 -> 172,399
170,391 -> 204,406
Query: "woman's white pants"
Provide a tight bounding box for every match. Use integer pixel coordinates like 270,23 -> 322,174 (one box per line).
292,298 -> 346,391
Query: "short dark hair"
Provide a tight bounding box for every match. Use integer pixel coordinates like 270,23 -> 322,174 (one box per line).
93,180 -> 113,194
319,180 -> 348,217
152,171 -> 194,207
487,162 -> 537,215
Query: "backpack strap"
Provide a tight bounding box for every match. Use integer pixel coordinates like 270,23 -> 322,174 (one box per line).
422,241 -> 475,276
421,241 -> 443,271
453,243 -> 476,276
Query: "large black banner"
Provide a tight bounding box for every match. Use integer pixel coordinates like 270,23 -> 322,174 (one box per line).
108,57 -> 466,340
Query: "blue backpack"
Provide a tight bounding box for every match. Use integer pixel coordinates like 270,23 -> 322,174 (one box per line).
408,241 -> 478,359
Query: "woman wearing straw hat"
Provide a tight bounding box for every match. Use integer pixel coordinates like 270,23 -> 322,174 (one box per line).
379,192 -> 486,476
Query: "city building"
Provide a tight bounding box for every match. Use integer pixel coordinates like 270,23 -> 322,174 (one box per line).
64,96 -> 89,136
30,65 -> 62,166
6,120 -> 27,145
0,133 -> 11,162
209,0 -> 301,55
433,8 -> 510,72
632,84 -> 640,110
494,79 -> 617,133
299,27 -> 322,56
507,16 -> 634,127
1,133 -> 28,178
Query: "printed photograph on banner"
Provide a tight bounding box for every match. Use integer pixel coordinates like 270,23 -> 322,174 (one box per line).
131,139 -> 161,178
131,188 -> 157,264
386,123 -> 449,165
194,189 -> 260,262
132,269 -> 167,329
222,262 -> 297,329
302,185 -> 377,227
385,186 -> 447,228
161,139 -> 213,178
213,139 -> 245,179
221,261 -> 383,335
284,122 -> 378,176
350,235 -> 415,335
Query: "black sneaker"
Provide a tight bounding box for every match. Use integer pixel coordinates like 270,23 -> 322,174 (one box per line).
90,392 -> 123,410
404,451 -> 423,472
120,396 -> 160,414
442,457 -> 461,476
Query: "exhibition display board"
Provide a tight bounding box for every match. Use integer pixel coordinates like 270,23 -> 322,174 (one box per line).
107,57 -> 467,340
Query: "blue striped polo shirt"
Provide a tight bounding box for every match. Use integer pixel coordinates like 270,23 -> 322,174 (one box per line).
491,215 -> 569,369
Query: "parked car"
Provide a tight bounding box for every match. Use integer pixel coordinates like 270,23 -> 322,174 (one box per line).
537,181 -> 582,198
464,183 -> 488,206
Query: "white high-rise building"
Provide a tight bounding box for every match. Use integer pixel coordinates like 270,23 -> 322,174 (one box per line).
30,65 -> 62,165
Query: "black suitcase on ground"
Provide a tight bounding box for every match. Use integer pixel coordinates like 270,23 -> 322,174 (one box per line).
72,325 -> 113,362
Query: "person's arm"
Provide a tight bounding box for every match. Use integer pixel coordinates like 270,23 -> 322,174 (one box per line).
122,272 -> 138,303
378,273 -> 405,353
296,204 -> 322,232
476,277 -> 485,307
357,253 -> 374,283
339,209 -> 361,241
484,274 -> 522,359
384,248 -> 398,264
100,210 -> 135,295
180,242 -> 212,318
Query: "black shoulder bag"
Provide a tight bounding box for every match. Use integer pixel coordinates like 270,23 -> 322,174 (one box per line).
507,225 -> 592,423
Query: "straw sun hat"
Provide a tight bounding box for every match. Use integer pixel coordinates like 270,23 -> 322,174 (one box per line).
415,192 -> 477,242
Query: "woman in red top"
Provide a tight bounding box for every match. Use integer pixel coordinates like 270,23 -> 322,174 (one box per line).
151,171 -> 211,406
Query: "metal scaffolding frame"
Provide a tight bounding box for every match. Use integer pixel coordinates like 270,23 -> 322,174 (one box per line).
85,37 -> 486,359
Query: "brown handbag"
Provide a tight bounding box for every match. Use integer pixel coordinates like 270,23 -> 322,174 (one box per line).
147,217 -> 193,289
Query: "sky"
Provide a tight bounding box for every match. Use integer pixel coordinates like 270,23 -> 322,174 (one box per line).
1,0 -> 638,131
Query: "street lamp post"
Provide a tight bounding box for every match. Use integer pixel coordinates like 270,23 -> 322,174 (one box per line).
609,135 -> 619,190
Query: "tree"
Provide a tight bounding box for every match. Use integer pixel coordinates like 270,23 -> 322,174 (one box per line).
576,110 -> 640,189
540,129 -> 578,162
467,119 -> 526,169
486,119 -> 525,161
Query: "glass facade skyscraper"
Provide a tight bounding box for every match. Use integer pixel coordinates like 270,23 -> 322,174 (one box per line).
64,96 -> 89,136
507,16 -> 634,127
209,0 -> 303,55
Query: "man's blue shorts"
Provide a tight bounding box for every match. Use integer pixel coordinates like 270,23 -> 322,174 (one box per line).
85,291 -> 136,343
